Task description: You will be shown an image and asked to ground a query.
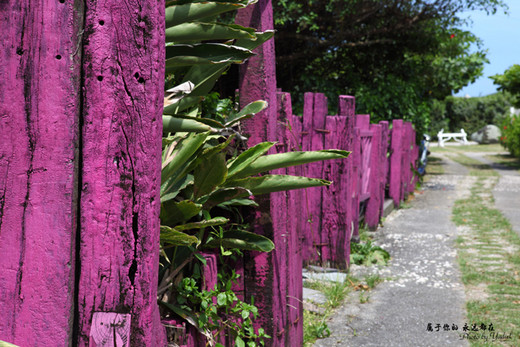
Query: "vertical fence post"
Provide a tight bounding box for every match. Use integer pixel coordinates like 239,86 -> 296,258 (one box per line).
402,122 -> 413,197
338,96 -> 356,263
236,1 -> 290,345
323,111 -> 350,268
301,93 -> 328,264
0,2 -> 83,345
379,121 -> 390,216
350,127 -> 362,242
389,119 -> 404,207
277,91 -> 303,346
76,1 -> 166,345
288,111 -> 304,347
365,124 -> 382,230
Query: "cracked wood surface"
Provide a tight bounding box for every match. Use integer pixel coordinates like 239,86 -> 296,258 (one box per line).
77,0 -> 165,345
0,1 -> 83,345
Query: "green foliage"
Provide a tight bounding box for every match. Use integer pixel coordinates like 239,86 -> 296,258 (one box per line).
350,240 -> 390,266
162,259 -> 270,346
500,115 -> 520,157
273,0 -> 507,136
303,311 -> 331,342
429,93 -> 512,137
491,64 -> 520,108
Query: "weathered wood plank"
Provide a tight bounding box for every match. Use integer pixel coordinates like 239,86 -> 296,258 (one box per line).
286,112 -> 304,346
366,124 -> 382,230
350,127 -> 362,242
379,121 -> 390,216
301,93 -> 327,264
0,1 -> 83,345
236,2 -> 286,345
76,1 -> 166,345
389,119 -> 404,207
323,114 -> 350,268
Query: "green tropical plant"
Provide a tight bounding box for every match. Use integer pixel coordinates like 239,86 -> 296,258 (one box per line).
159,1 -> 350,345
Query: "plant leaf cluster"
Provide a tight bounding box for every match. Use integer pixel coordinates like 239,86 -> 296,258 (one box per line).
159,1 -> 350,344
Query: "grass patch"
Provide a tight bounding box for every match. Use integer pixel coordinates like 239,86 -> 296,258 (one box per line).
485,153 -> 520,172
302,273 -> 384,345
448,153 -> 499,177
430,143 -> 505,153
425,156 -> 445,175
452,170 -> 520,346
303,310 -> 330,343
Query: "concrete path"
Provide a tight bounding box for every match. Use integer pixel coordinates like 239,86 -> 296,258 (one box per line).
311,153 -> 471,347
307,148 -> 520,346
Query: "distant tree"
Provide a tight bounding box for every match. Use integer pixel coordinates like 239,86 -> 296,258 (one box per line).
490,64 -> 520,107
273,0 -> 507,135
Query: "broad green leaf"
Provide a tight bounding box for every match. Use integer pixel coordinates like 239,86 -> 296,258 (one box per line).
160,200 -> 202,226
163,95 -> 204,115
232,150 -> 351,179
194,152 -> 228,198
166,43 -> 254,67
226,142 -> 275,179
174,217 -> 229,231
161,132 -> 209,186
223,175 -> 331,196
160,225 -> 199,246
163,116 -> 216,133
225,100 -> 268,127
168,114 -> 225,129
234,30 -> 275,51
160,173 -> 193,203
165,2 -> 247,28
205,229 -> 275,252
182,64 -> 229,97
166,23 -> 255,43
218,198 -> 258,207
168,136 -> 233,194
200,187 -> 253,210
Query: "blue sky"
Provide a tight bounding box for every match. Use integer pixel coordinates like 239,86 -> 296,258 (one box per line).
454,1 -> 520,97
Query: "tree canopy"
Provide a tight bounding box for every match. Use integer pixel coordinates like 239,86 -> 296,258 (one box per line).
273,0 -> 507,135
491,64 -> 520,108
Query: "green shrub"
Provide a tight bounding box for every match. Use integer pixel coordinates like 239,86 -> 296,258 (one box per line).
500,115 -> 520,157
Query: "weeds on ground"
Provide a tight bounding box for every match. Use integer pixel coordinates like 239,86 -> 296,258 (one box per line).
451,157 -> 520,346
302,274 -> 382,346
350,240 -> 390,266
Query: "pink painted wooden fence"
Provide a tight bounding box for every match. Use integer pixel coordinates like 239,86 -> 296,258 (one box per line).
0,1 -> 167,346
0,0 -> 420,346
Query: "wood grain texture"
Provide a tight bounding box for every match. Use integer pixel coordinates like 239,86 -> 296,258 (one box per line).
389,119 -> 404,207
366,124 -> 382,230
379,121 -> 390,216
301,93 -> 327,264
235,2 -> 283,344
76,0 -> 166,345
0,1 -> 83,345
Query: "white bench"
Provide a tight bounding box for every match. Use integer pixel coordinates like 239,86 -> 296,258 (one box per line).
437,128 -> 468,147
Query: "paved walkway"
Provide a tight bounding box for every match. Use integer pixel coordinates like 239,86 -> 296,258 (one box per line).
310,149 -> 520,346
